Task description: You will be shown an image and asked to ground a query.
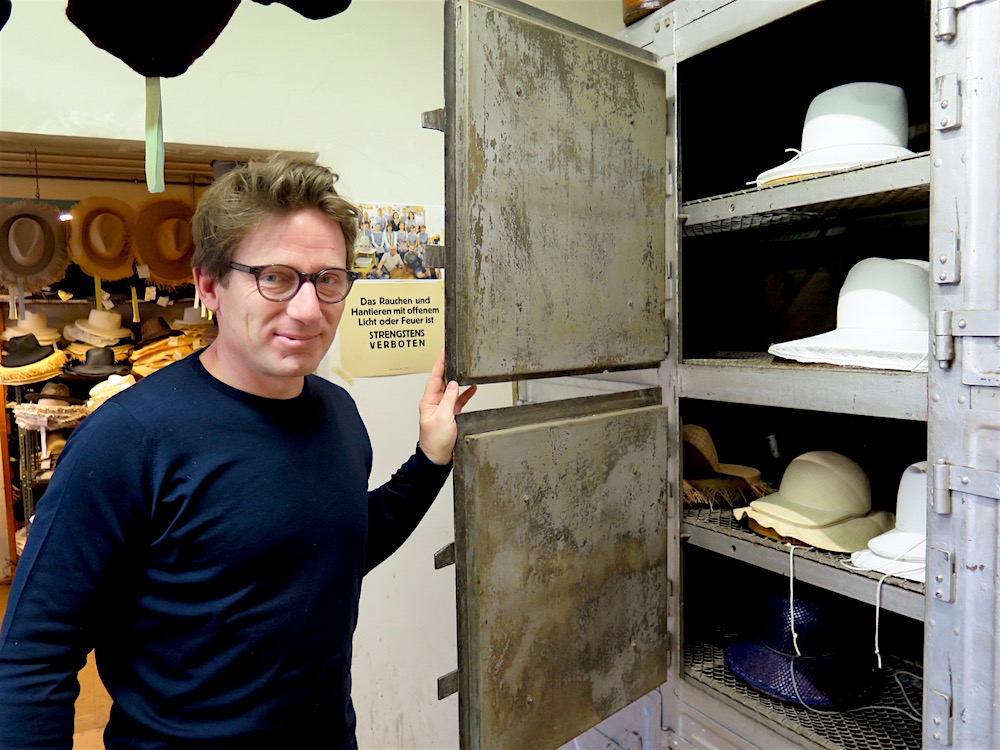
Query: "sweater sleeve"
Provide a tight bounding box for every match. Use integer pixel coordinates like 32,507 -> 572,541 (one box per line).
0,403 -> 150,750
364,445 -> 452,574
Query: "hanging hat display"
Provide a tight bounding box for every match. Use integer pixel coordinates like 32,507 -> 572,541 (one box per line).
755,82 -> 913,187
724,595 -> 881,708
0,201 -> 71,294
769,258 -> 930,373
733,451 -> 894,553
0,333 -> 69,385
133,197 -> 196,287
68,196 -> 136,280
682,424 -> 773,507
2,310 -> 61,345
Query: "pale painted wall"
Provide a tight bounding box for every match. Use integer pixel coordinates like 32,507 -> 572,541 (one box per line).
2,1 -> 627,748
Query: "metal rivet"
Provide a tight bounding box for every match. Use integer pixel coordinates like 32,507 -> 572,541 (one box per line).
959,395 -> 967,404
932,393 -> 941,401
940,272 -> 948,280
936,592 -> 943,598
941,117 -> 950,127
935,717 -> 942,725
937,574 -> 944,582
961,475 -> 970,485
934,158 -> 944,167
934,732 -> 942,741
941,100 -> 949,109
515,86 -> 522,96
654,21 -> 660,31
958,319 -> 967,328
526,695 -> 533,704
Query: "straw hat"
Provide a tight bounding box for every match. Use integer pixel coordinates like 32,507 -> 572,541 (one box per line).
0,201 -> 71,293
2,310 -> 61,345
68,196 -> 136,280
0,334 -> 68,385
74,309 -> 133,341
755,82 -> 913,187
24,382 -> 86,406
134,316 -> 178,349
682,425 -> 772,507
769,258 -> 929,372
733,451 -> 894,553
88,373 -> 136,409
133,197 -> 196,287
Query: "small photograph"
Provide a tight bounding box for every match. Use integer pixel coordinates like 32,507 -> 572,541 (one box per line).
354,203 -> 440,281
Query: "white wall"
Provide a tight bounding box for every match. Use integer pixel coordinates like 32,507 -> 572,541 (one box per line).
1,2 -> 625,747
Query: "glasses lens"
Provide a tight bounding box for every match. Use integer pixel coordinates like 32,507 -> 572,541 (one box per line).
256,265 -> 300,301
315,269 -> 353,302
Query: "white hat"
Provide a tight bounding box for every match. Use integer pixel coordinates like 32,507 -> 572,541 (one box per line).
2,310 -> 61,345
74,309 -> 133,340
733,451 -> 894,553
768,258 -> 929,372
849,461 -> 927,582
755,82 -> 913,187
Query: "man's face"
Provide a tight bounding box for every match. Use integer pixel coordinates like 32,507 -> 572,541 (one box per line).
195,208 -> 348,398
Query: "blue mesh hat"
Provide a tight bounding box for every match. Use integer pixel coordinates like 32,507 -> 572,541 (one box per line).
724,595 -> 880,708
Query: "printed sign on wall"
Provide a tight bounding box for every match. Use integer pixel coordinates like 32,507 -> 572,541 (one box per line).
338,279 -> 444,377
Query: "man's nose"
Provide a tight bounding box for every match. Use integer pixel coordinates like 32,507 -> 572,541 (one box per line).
285,279 -> 324,321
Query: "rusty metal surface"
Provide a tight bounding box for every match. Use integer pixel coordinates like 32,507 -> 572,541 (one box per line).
453,390 -> 669,750
445,0 -> 668,384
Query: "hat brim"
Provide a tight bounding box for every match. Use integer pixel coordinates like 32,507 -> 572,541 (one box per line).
755,144 -> 914,187
74,319 -> 134,340
724,640 -> 880,708
62,362 -> 133,379
769,328 -> 929,372
850,549 -> 926,582
867,528 -> 925,562
734,505 -> 894,553
0,202 -> 71,292
0,349 -> 69,385
68,197 -> 136,281
133,198 -> 196,287
2,328 -> 61,345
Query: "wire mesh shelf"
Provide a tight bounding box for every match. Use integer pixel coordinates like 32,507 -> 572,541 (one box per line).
685,633 -> 923,750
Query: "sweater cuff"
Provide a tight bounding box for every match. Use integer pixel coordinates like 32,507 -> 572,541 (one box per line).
415,442 -> 453,471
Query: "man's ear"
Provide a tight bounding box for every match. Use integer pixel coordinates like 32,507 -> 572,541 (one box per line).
193,266 -> 222,313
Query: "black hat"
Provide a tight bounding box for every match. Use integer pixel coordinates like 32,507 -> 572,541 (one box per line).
2,334 -> 54,367
62,346 -> 132,379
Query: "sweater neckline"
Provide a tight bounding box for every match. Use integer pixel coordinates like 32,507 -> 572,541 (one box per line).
190,352 -> 316,413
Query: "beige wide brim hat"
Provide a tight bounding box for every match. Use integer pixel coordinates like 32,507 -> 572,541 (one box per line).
682,424 -> 773,507
74,309 -> 133,340
2,310 -> 61,345
0,201 -> 71,293
68,196 -> 137,280
133,197 -> 196,287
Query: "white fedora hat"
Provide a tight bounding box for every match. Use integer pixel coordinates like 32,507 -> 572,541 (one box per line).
849,461 -> 927,582
755,82 -> 913,187
733,451 -> 894,553
74,309 -> 133,340
768,258 -> 929,372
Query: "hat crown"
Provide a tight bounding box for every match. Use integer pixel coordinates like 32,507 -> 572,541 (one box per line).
776,451 -> 871,516
9,217 -> 45,265
759,596 -> 849,655
836,257 -> 929,332
83,346 -> 116,366
801,82 -> 908,153
682,424 -> 721,472
17,310 -> 49,332
894,461 -> 928,534
87,309 -> 123,332
156,218 -> 193,262
87,212 -> 126,260
8,333 -> 43,354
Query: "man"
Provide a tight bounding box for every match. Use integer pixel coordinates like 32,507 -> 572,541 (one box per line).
375,242 -> 404,278
0,158 -> 476,748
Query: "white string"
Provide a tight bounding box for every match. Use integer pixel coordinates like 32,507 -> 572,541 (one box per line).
788,543 -> 802,656
874,572 -> 891,669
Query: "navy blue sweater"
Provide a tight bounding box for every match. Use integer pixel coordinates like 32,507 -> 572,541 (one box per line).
0,354 -> 452,749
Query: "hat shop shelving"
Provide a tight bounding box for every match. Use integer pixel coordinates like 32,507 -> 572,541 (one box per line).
439,0 -> 1000,748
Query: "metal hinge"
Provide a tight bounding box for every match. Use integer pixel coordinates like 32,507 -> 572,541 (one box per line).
932,461 -> 1000,515
929,688 -> 954,745
933,73 -> 962,131
437,669 -> 459,699
664,260 -> 674,301
665,630 -> 672,668
935,0 -> 992,41
433,541 -> 456,569
933,310 -> 1000,368
421,108 -> 446,132
928,546 -> 956,603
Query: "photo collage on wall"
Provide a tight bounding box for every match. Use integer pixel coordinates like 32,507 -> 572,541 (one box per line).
353,203 -> 442,281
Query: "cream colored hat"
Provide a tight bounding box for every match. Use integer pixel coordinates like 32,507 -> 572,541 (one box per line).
74,309 -> 133,340
733,451 -> 894,553
3,310 -> 61,345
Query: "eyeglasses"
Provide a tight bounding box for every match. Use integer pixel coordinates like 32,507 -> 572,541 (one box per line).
229,262 -> 359,304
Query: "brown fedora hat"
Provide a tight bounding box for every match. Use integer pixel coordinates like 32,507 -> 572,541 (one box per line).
68,196 -> 136,280
0,201 -> 71,293
133,197 -> 196,287
135,316 -> 178,348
